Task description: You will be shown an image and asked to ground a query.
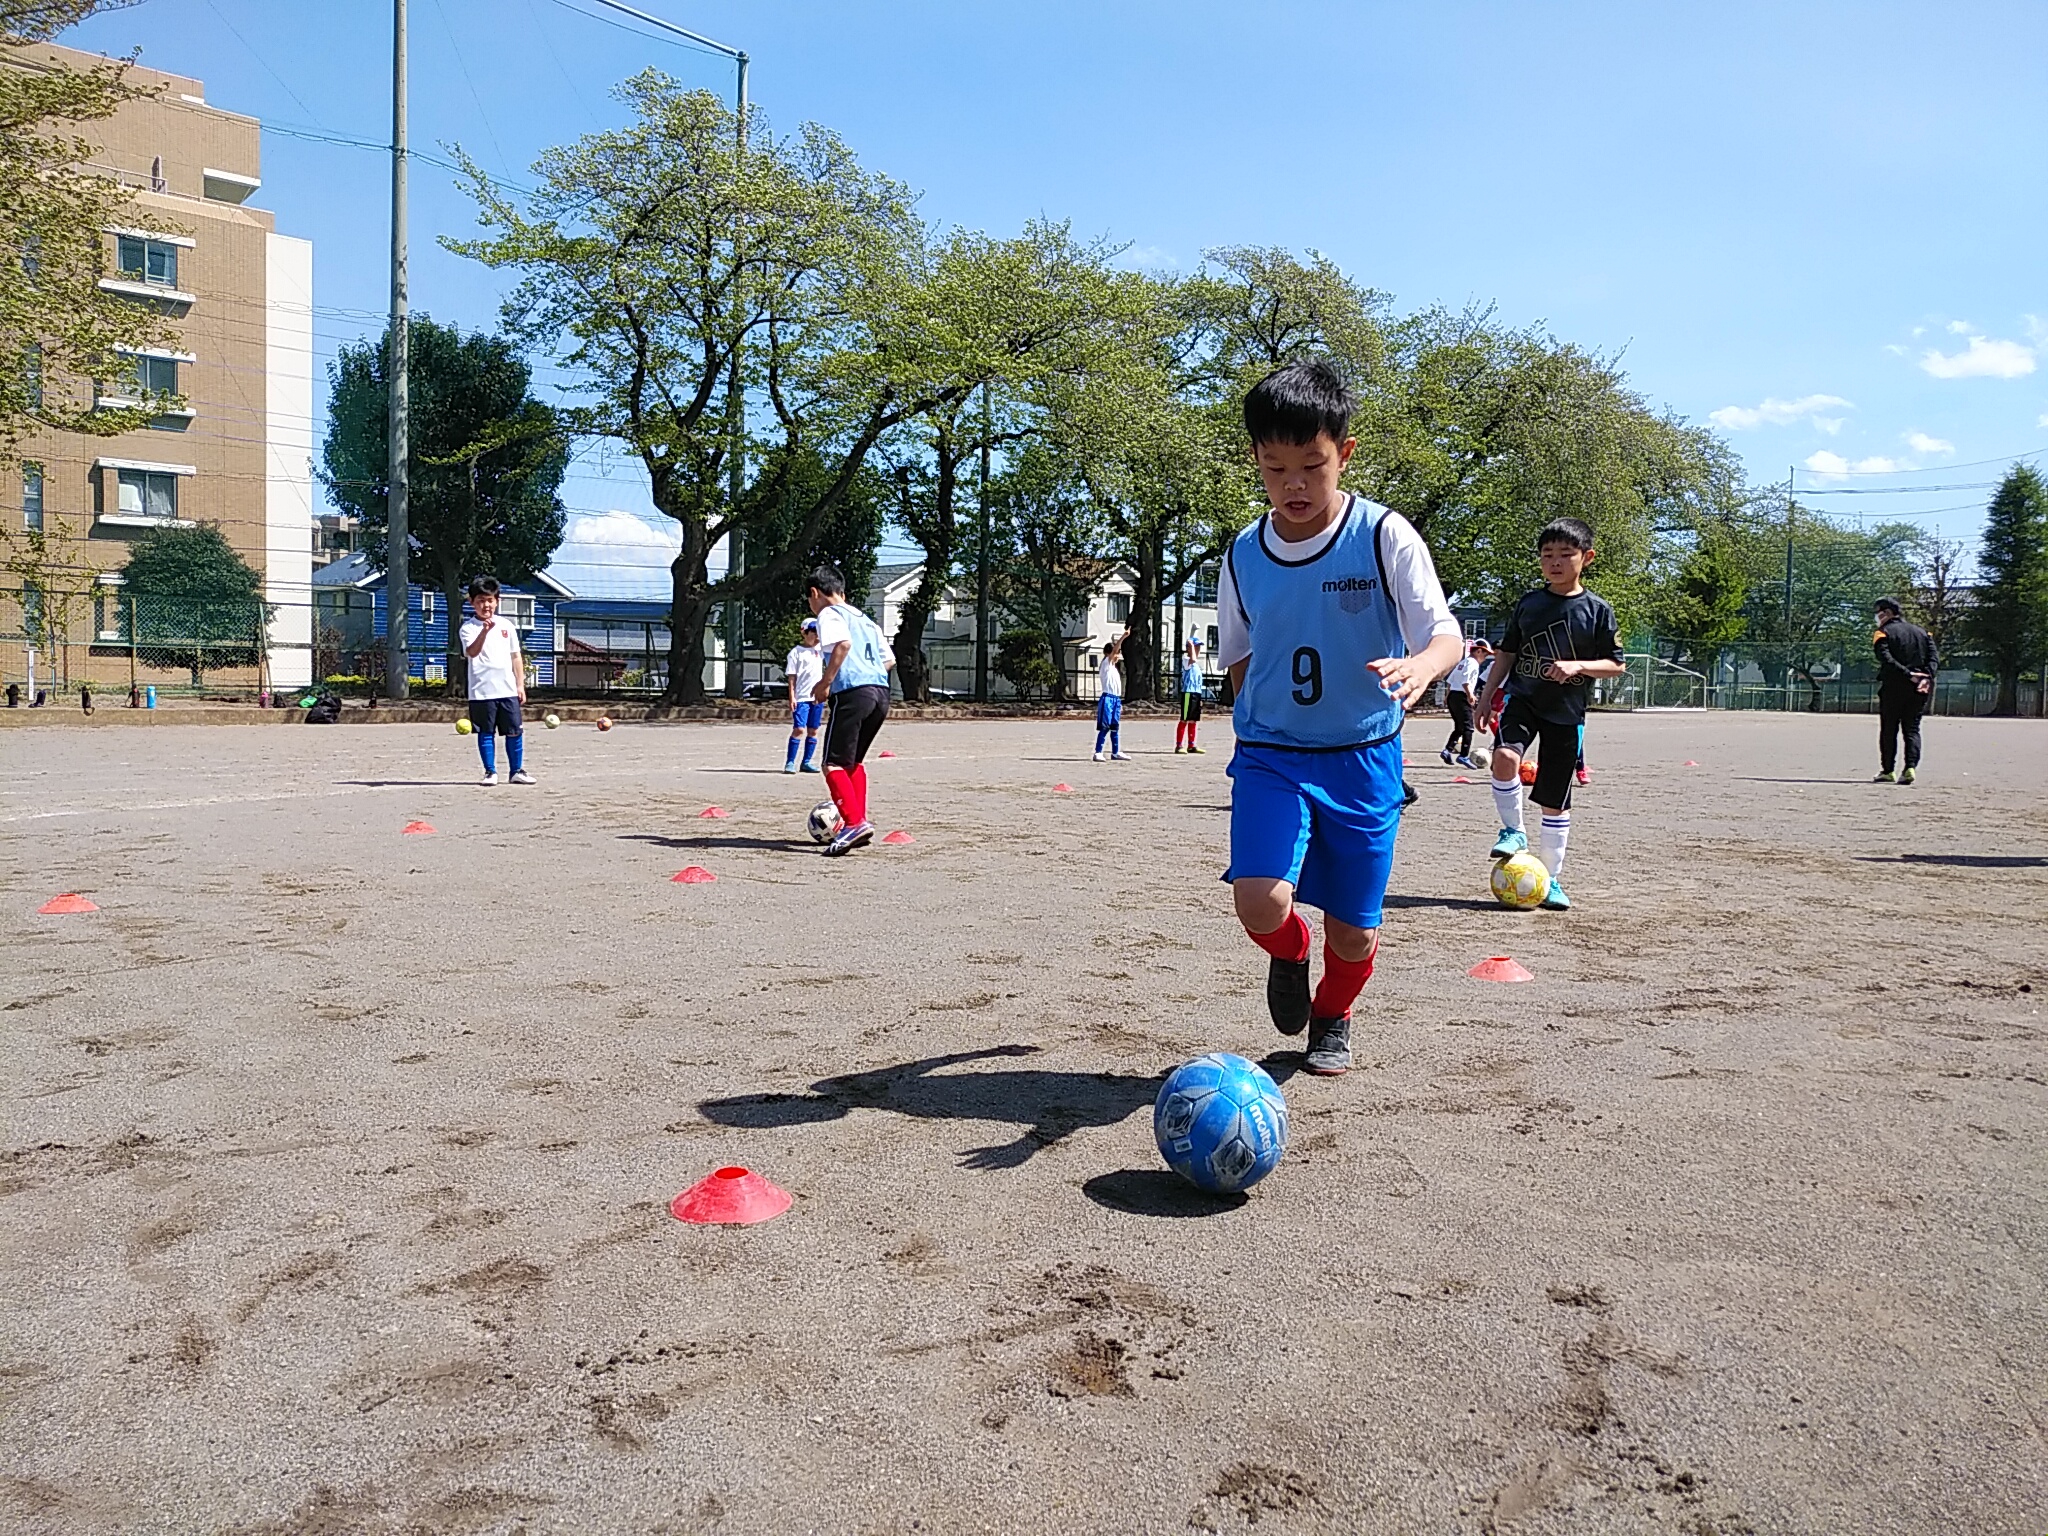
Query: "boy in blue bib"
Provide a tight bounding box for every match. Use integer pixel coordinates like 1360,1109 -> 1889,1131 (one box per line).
1219,362 -> 1464,1075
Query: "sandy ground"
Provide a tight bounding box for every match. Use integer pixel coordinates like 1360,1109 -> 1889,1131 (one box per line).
1,709 -> 2043,1536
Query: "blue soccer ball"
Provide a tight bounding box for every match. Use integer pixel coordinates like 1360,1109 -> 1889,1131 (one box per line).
1154,1052 -> 1289,1194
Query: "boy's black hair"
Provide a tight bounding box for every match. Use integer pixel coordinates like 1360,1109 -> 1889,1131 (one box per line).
1244,359 -> 1354,447
1874,596 -> 1902,617
807,564 -> 847,598
1536,517 -> 1596,553
466,575 -> 501,599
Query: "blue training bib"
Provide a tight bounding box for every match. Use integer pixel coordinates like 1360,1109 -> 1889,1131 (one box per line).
1226,497 -> 1407,750
828,603 -> 892,692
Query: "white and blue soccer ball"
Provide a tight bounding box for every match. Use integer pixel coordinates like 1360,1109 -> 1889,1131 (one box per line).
1154,1052 -> 1289,1194
807,801 -> 843,845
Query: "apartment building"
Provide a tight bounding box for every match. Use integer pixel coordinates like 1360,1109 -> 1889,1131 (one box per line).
5,42 -> 314,690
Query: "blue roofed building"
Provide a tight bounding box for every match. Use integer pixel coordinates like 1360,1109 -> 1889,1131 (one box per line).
311,553 -> 571,687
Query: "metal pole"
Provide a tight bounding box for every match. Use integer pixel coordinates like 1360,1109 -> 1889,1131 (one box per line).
722,51 -> 749,699
1782,467 -> 1794,713
974,382 -> 992,701
384,0 -> 411,701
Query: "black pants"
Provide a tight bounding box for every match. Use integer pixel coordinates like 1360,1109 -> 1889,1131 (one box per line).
1878,688 -> 1925,772
823,684 -> 890,769
1442,691 -> 1473,757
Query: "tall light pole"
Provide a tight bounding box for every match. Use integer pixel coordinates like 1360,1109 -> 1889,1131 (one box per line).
583,2 -> 750,696
385,0 -> 410,701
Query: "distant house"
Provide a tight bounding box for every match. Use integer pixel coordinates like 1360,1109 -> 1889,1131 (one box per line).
311,553 -> 570,686
866,561 -> 1222,697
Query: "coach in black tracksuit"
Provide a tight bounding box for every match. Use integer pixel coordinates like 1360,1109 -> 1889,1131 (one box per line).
1872,598 -> 1936,783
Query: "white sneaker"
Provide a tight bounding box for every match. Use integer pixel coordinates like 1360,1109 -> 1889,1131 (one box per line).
479,772 -> 499,786
1111,752 -> 1131,761
509,770 -> 536,785
1092,751 -> 1106,762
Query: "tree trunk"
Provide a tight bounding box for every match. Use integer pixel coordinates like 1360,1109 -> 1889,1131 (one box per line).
1995,668 -> 2017,717
443,574 -> 467,698
893,438 -> 960,704
660,531 -> 714,708
1124,529 -> 1162,702
894,573 -> 937,703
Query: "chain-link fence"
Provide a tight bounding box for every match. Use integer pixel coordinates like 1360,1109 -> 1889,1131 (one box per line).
1600,641 -> 2046,718
0,586 -> 282,703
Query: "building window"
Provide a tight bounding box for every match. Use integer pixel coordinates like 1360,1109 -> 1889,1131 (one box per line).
115,467 -> 178,520
500,594 -> 535,630
131,354 -> 179,394
421,590 -> 436,624
23,345 -> 41,410
23,582 -> 45,643
116,235 -> 179,288
1189,565 -> 1219,605
22,462 -> 42,530
1108,591 -> 1131,624
1205,624 -> 1219,656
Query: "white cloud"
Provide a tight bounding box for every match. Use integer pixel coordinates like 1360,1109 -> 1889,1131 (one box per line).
1805,451 -> 1911,481
1919,334 -> 2037,380
1904,431 -> 1954,455
1116,244 -> 1179,274
1882,343 -> 1909,357
1946,319 -> 1972,334
2026,314 -> 2048,343
561,509 -> 680,549
1708,393 -> 1854,431
545,510 -> 682,602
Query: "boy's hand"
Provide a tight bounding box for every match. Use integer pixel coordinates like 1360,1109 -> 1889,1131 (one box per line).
1475,686 -> 1501,731
1368,655 -> 1436,710
1540,658 -> 1586,683
810,681 -> 830,703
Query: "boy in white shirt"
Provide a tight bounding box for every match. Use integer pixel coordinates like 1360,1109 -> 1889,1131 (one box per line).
460,576 -> 532,786
1093,632 -> 1129,762
1440,638 -> 1487,768
783,617 -> 825,773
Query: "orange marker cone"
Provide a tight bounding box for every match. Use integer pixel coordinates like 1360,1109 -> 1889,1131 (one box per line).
401,821 -> 435,836
38,893 -> 98,915
878,750 -> 896,758
1053,783 -> 1073,793
881,829 -> 914,844
671,866 -> 716,884
1683,760 -> 1699,767
699,806 -> 729,819
670,1165 -> 791,1225
1452,775 -> 1473,784
1468,955 -> 1534,983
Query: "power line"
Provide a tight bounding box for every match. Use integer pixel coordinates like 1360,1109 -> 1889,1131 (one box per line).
540,0 -> 735,59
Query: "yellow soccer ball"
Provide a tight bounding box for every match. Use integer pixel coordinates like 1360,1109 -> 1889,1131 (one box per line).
455,717 -> 474,736
543,712 -> 560,729
1490,852 -> 1551,909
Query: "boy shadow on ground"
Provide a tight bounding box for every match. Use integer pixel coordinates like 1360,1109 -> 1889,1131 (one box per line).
1857,852 -> 2048,869
618,833 -> 806,852
698,1044 -> 1303,1173
1382,892 -> 1502,913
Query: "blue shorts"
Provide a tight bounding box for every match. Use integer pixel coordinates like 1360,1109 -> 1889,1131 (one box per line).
1224,739 -> 1403,929
467,696 -> 523,737
792,700 -> 824,731
1097,694 -> 1123,731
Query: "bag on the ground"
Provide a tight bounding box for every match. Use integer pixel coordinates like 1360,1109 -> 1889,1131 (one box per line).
303,690 -> 342,725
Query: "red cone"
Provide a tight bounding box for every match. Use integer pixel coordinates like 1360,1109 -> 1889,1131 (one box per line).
670,1165 -> 791,1225
1452,775 -> 1473,784
401,821 -> 435,836
1683,760 -> 1699,767
699,806 -> 729,819
878,750 -> 896,758
881,829 -> 914,844
1468,955 -> 1534,983
671,867 -> 716,884
38,893 -> 97,915
1053,783 -> 1073,793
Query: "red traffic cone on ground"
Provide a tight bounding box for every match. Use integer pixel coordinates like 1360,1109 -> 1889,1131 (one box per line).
401,821 -> 435,836
670,1166 -> 791,1225
881,829 -> 914,844
1468,955 -> 1534,983
671,866 -> 716,884
38,893 -> 97,915
1053,782 -> 1073,793
878,750 -> 896,758
699,806 -> 729,819
1452,775 -> 1473,784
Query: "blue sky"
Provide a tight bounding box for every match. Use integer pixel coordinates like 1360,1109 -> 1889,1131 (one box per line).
61,0 -> 2048,585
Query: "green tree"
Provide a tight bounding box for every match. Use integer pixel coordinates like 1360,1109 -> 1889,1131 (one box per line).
452,76 -> 1032,707
1907,536 -> 1969,660
1736,502 -> 1919,708
2,1 -> 179,462
990,443 -> 1109,703
320,316 -> 567,692
119,522 -> 267,687
1648,523 -> 1749,661
994,628 -> 1055,701
740,443 -> 886,647
1968,464 -> 2048,715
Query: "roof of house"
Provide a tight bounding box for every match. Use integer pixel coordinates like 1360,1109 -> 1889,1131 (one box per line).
310,552 -> 574,599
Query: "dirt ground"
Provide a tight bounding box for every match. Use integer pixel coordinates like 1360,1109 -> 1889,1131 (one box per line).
2,709 -> 2043,1535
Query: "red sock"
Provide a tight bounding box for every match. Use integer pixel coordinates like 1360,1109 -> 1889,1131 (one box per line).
824,766 -> 854,822
1245,910 -> 1311,964
1187,721 -> 1198,748
1311,945 -> 1375,1019
847,763 -> 869,824
1175,721 -> 1187,748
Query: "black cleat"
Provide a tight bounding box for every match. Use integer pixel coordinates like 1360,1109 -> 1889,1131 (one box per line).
1266,954 -> 1311,1036
1303,1014 -> 1352,1076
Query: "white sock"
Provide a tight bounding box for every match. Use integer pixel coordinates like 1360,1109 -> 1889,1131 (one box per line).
1491,778 -> 1525,834
1537,811 -> 1570,878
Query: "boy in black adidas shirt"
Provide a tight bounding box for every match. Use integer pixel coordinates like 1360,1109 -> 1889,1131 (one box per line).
1474,517 -> 1626,910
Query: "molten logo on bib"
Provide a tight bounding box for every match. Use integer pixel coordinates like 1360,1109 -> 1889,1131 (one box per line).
1320,574 -> 1379,614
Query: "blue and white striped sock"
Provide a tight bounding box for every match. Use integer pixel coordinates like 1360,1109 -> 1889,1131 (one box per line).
1491,777 -> 1525,834
1537,811 -> 1570,879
